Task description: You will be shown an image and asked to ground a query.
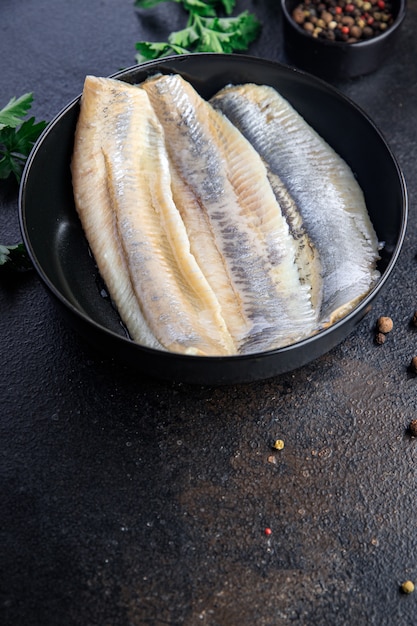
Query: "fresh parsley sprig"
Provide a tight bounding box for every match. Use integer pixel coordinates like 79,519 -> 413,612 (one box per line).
134,0 -> 261,62
0,93 -> 47,271
0,243 -> 33,272
0,93 -> 47,183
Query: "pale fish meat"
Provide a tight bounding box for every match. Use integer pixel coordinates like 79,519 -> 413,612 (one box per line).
71,75 -> 237,356
211,83 -> 380,325
141,74 -> 320,353
71,76 -> 161,351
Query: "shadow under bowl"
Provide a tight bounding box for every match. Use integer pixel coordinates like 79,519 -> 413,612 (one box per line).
19,53 -> 408,385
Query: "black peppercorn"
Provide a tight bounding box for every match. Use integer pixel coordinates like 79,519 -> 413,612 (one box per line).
410,356 -> 417,374
408,420 -> 417,437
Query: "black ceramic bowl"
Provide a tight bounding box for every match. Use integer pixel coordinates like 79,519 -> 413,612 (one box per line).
19,54 -> 407,385
281,0 -> 407,81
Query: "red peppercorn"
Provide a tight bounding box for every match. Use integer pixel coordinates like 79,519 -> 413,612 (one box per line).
341,25 -> 350,33
335,6 -> 343,14
345,3 -> 354,11
367,16 -> 374,24
264,527 -> 272,536
377,0 -> 385,8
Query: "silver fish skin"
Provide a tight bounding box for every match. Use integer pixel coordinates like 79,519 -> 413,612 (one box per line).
142,74 -> 319,353
211,83 -> 380,325
265,168 -> 323,316
71,76 -> 163,351
72,75 -> 236,356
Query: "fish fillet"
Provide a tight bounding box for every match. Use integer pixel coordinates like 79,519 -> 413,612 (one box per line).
71,76 -> 162,350
211,83 -> 380,324
71,75 -> 236,356
142,74 -> 319,353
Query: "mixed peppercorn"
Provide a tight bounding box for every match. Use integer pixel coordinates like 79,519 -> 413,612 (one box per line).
291,0 -> 395,43
374,315 -> 393,344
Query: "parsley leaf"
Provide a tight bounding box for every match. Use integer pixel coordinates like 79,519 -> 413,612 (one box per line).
0,117 -> 48,182
0,93 -> 47,183
135,0 -> 177,8
135,41 -> 190,61
134,0 -> 261,62
0,93 -> 47,273
0,243 -> 33,272
0,93 -> 34,131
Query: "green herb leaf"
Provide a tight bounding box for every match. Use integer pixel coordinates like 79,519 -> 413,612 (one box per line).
183,0 -> 235,16
0,97 -> 47,182
218,0 -> 235,15
135,0 -> 260,60
0,149 -> 23,181
169,23 -> 200,48
207,12 -> 262,51
0,93 -> 34,131
135,41 -> 190,62
181,0 -> 218,17
0,242 -> 33,272
135,0 -> 181,8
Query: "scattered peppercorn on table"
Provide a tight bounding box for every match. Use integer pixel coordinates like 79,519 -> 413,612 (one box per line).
1,1 -> 417,625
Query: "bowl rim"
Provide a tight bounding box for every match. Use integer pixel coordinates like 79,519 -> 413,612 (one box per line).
280,0 -> 407,49
18,53 -> 409,365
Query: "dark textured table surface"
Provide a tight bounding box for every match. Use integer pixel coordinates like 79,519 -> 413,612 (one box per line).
2,1 -> 417,625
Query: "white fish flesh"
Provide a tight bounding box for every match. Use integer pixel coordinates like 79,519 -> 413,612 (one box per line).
71,75 -> 238,356
71,76 -> 162,351
71,74 -> 379,357
211,82 -> 380,324
141,73 -> 319,353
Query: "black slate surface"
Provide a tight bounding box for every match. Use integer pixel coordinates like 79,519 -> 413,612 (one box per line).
1,1 -> 417,625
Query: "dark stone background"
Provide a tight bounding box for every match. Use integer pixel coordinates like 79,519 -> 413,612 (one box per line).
1,1 -> 417,624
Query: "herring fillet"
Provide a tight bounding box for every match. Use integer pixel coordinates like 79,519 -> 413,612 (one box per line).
211,83 -> 380,324
71,75 -> 236,356
71,76 -> 162,350
142,74 -> 318,353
